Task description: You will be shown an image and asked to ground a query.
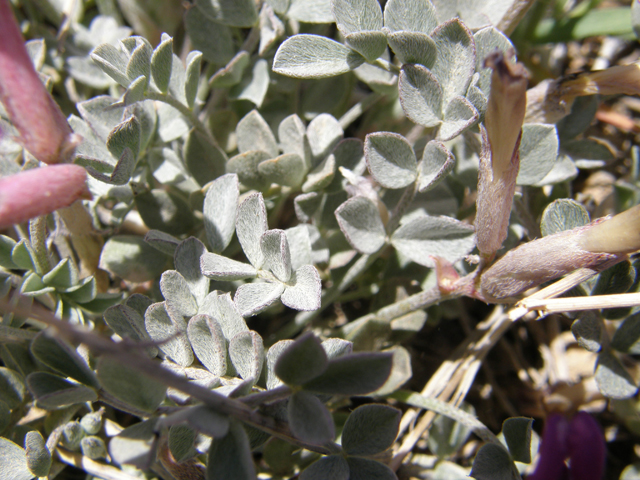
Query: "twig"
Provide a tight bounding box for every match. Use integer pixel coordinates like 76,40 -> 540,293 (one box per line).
0,300 -> 341,456
517,292 -> 640,315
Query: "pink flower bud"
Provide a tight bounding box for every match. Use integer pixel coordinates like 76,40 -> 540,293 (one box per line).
479,206 -> 640,302
475,51 -> 529,258
0,0 -> 74,164
0,164 -> 90,229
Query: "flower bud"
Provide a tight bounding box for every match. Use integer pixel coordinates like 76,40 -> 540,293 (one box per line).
80,436 -> 107,460
480,206 -> 640,301
62,421 -> 85,451
475,51 -> 529,258
0,0 -> 75,164
0,164 -> 91,229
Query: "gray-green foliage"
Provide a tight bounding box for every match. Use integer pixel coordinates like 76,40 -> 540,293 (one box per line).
1,0 -> 636,479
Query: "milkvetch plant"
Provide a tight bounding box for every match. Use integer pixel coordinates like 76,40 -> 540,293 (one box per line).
1,0 -> 640,479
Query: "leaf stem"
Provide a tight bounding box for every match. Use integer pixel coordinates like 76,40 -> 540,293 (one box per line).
371,58 -> 400,75
29,216 -> 51,275
144,91 -> 215,144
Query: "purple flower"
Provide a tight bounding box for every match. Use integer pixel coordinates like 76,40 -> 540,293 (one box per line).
528,412 -> 606,480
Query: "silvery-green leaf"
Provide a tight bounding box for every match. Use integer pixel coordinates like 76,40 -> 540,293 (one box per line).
385,30 -> 437,67
398,64 -> 443,127
185,51 -> 203,109
430,18 -> 476,105
210,51 -> 250,88
124,36 -> 152,83
228,150 -> 273,191
175,237 -> 209,305
150,35 -> 173,93
155,102 -> 189,142
62,276 -> 97,304
42,258 -> 78,289
326,138 -> 366,192
108,419 -> 157,468
0,437 -> 33,480
185,7 -> 234,64
206,422 -> 256,480
342,404 -> 401,455
259,3 -> 285,55
501,417 -> 533,464
279,114 -> 312,168
265,340 -> 294,389
0,235 -> 17,270
168,425 -> 196,463
26,372 -> 97,409
231,59 -> 270,108
274,332 -> 327,385
288,0 -> 334,23
209,293 -> 249,340
273,35 -> 365,79
300,455 -> 349,480
294,192 -> 322,223
595,350 -> 638,399
612,312 -> 640,354
303,352 -> 393,395
383,0 -> 438,34
148,147 -> 197,192
391,214 -> 475,267
103,304 -> 157,356
347,457 -> 398,480
25,430 -> 51,477
344,31 -> 387,62
563,139 -> 614,168
229,330 -> 264,384
135,189 -> 196,235
301,153 -> 336,192
466,76 -> 487,119
166,405 -> 230,438
473,26 -> 514,96
91,43 -> 130,87
11,239 -> 36,271
516,124 -> 559,186
204,174 -> 239,253
322,338 -> 353,359
593,261 -> 634,297
371,346 -> 412,395
99,235 -> 169,282
306,113 -> 343,163
428,402 -> 475,457
0,367 -> 26,409
120,74 -> 146,106
288,391 -> 335,444
261,229 -> 292,282
259,153 -> 307,187
332,0 -> 383,35
469,443 -> 517,480
353,57 -> 397,95
184,129 -> 228,187
161,270 -> 198,318
335,196 -> 386,254
144,302 -> 194,367
285,226 -> 312,270
540,199 -> 589,237
200,253 -> 257,281
365,132 -> 417,188
20,273 -> 54,297
237,110 -> 278,156
30,332 -> 98,388
236,193 -> 268,268
234,282 -> 285,317
281,265 -> 322,311
188,314 -> 227,376
193,0 -> 259,27
96,357 -> 166,413
419,140 -> 455,192
440,95 -> 478,141
534,154 -> 578,186
266,0 -> 289,14
572,312 -> 603,353
77,95 -> 124,140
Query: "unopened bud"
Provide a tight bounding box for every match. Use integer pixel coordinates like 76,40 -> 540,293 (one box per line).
476,51 -> 529,258
0,164 -> 90,229
0,0 -> 75,164
80,436 -> 107,460
480,206 -> 640,301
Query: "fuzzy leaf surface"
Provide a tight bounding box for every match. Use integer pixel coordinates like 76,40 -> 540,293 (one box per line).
275,333 -> 328,385
365,132 -> 417,188
288,391 -> 335,444
342,404 -> 401,455
335,196 -> 386,254
204,174 -> 239,254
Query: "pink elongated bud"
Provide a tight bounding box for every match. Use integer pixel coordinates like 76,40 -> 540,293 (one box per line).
479,206 -> 640,302
0,0 -> 75,164
0,165 -> 90,229
475,51 -> 529,259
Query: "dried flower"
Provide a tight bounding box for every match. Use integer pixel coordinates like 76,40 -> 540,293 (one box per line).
475,51 -> 529,259
0,0 -> 75,164
479,206 -> 640,302
528,412 -> 605,480
0,165 -> 90,229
